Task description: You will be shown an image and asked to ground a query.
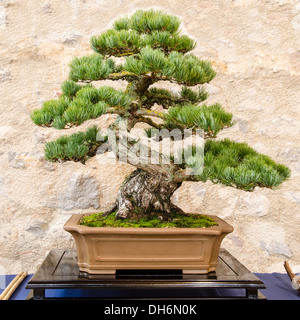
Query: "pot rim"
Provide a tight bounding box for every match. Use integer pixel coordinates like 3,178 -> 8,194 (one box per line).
64,213 -> 234,235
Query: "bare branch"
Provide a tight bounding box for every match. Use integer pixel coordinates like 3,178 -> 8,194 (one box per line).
136,109 -> 165,119
107,71 -> 135,80
135,116 -> 164,129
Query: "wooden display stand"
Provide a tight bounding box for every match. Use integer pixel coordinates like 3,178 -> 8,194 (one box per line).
26,249 -> 266,300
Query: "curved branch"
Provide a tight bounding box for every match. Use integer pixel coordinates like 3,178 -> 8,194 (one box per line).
106,107 -> 126,115
173,169 -> 199,183
136,109 -> 165,119
135,116 -> 163,129
107,71 -> 136,80
110,129 -> 181,182
76,71 -> 136,83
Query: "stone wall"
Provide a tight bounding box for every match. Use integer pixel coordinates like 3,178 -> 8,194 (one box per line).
0,0 -> 299,274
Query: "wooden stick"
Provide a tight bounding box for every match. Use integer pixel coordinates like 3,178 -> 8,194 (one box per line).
0,272 -> 23,300
284,261 -> 295,281
0,271 -> 27,300
1,271 -> 28,300
284,261 -> 300,295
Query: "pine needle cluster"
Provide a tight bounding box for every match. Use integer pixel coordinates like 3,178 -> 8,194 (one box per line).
31,82 -> 131,129
69,54 -> 122,82
164,103 -> 233,137
90,9 -> 192,56
45,126 -> 107,163
199,139 -> 290,190
124,47 -> 215,85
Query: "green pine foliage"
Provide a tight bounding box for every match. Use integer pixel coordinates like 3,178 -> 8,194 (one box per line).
176,145 -> 204,177
125,46 -> 173,75
164,103 -> 233,136
61,80 -> 91,97
144,86 -> 209,109
31,82 -> 132,129
197,139 -> 290,190
92,9 -> 195,56
44,126 -> 107,163
180,86 -> 209,102
112,9 -> 192,51
143,31 -> 196,54
112,17 -> 131,31
74,10 -> 214,85
30,9 -> 290,193
32,10 -> 216,130
30,96 -> 71,128
69,54 -> 118,82
124,47 -> 216,85
91,29 -> 196,56
129,9 -> 181,34
91,29 -> 141,57
167,51 -> 216,85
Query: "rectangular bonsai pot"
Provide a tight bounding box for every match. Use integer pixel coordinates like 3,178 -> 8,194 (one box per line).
64,214 -> 233,275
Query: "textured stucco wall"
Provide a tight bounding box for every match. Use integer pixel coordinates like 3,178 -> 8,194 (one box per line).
0,0 -> 299,274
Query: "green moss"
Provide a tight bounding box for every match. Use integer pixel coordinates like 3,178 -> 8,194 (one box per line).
79,212 -> 218,228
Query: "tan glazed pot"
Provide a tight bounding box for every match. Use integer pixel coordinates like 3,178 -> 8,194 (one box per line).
64,214 -> 233,275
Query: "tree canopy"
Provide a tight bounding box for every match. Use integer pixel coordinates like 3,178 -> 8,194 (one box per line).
31,9 -> 290,192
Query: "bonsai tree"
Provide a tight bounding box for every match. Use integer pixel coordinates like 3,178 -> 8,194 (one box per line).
31,9 -> 290,222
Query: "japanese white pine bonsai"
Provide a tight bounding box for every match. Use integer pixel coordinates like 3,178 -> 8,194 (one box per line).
31,9 -> 290,225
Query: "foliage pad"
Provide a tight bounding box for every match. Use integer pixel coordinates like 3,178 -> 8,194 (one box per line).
199,139 -> 290,190
45,126 -> 107,163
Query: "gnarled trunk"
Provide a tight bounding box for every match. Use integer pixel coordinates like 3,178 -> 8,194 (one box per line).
107,168 -> 183,220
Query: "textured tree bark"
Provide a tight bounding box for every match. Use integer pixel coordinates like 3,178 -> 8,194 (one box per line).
106,168 -> 184,220
106,80 -> 189,220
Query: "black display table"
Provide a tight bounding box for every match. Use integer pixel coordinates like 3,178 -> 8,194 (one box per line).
26,249 -> 266,300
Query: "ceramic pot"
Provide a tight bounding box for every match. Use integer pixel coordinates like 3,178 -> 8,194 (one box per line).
64,214 -> 233,274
